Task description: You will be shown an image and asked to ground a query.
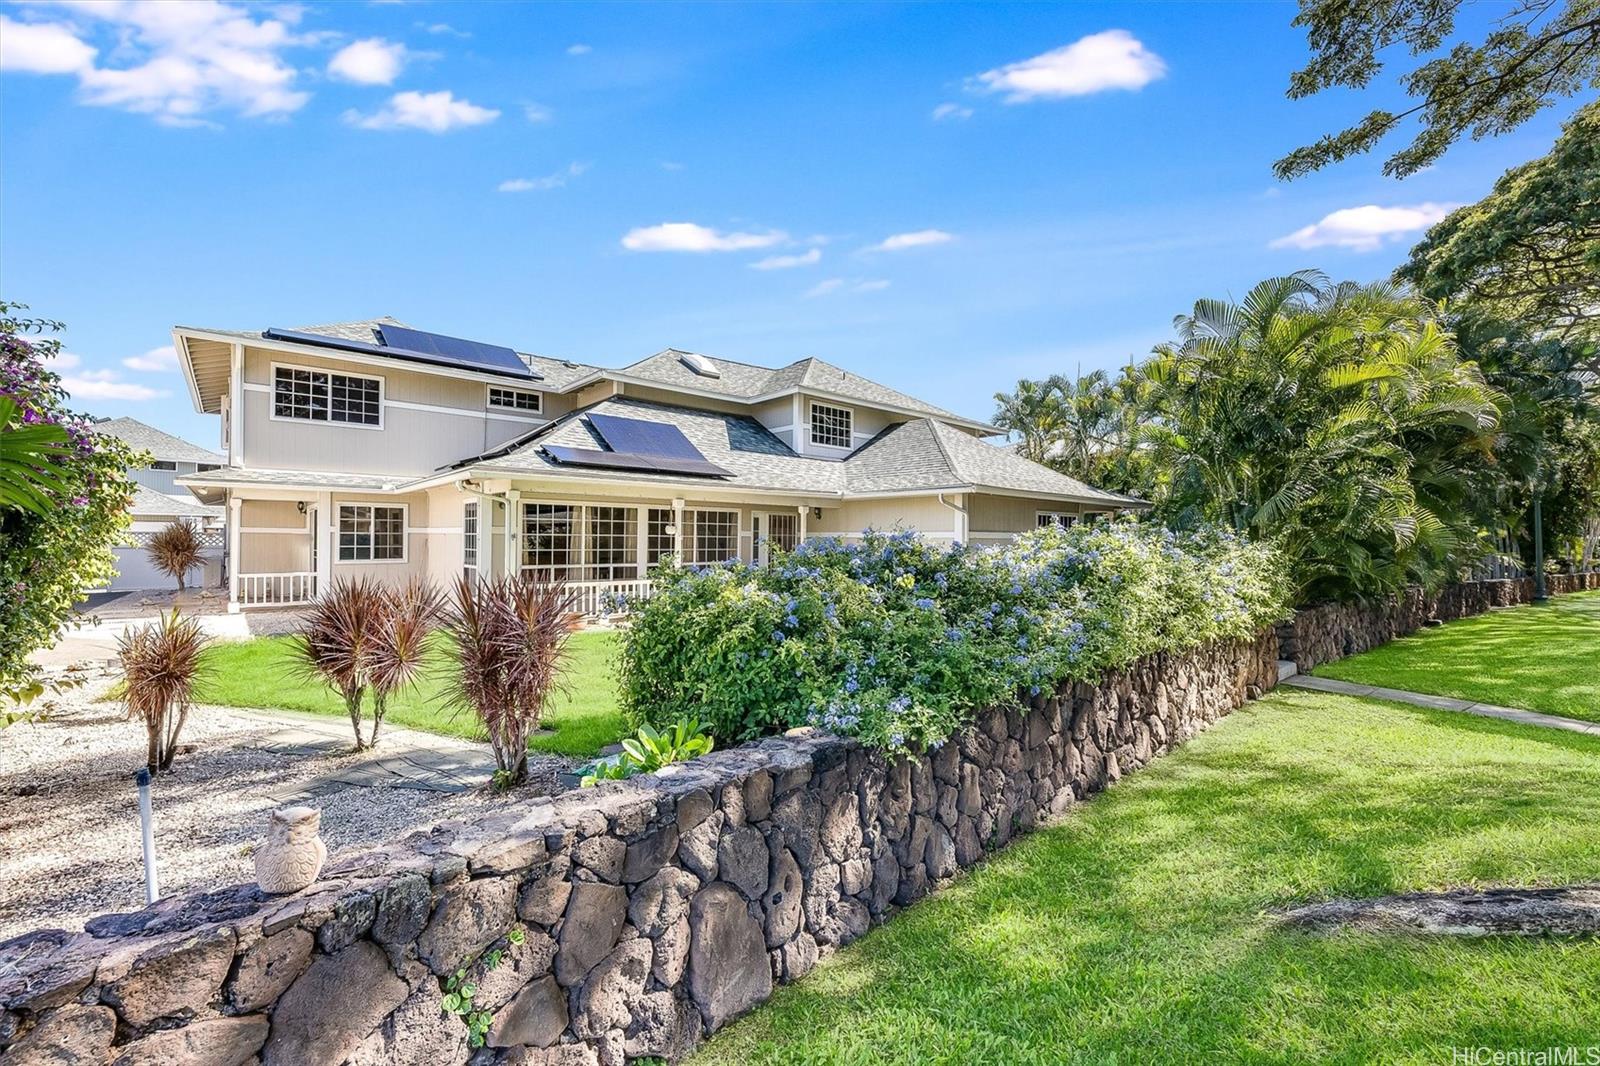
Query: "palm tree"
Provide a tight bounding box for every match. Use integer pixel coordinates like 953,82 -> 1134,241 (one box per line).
1139,271 -> 1501,601
0,397 -> 72,515
992,377 -> 1067,463
146,520 -> 205,591
291,577 -> 386,749
366,578 -> 441,746
117,610 -> 211,773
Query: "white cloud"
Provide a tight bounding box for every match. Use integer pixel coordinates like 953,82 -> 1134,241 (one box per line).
932,102 -> 972,121
854,279 -> 891,292
498,162 -> 589,192
523,102 -> 553,123
122,345 -> 179,372
621,223 -> 787,253
567,43 -> 591,55
418,22 -> 470,38
47,351 -> 83,370
59,369 -> 168,402
804,278 -> 845,299
750,249 -> 821,270
974,30 -> 1166,102
660,160 -> 684,172
868,229 -> 954,252
0,16 -> 97,74
328,37 -> 407,85
1269,203 -> 1457,252
3,3 -> 316,126
345,90 -> 500,132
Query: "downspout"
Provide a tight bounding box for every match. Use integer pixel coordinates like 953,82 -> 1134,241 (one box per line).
937,492 -> 968,545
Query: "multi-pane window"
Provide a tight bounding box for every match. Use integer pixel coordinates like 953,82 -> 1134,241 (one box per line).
587,506 -> 639,580
462,502 -> 479,582
687,510 -> 739,564
809,402 -> 853,449
487,386 -> 542,413
1037,512 -> 1077,529
646,508 -> 675,567
767,512 -> 799,553
273,366 -> 381,426
521,504 -> 576,578
338,504 -> 405,561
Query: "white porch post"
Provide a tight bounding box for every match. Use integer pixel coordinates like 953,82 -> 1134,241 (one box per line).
635,506 -> 649,578
798,504 -> 808,545
672,498 -> 685,565
315,491 -> 332,599
504,491 -> 521,579
227,494 -> 242,613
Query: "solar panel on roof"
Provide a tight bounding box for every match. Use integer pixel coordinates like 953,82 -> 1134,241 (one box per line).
376,325 -> 531,378
586,414 -> 705,460
542,445 -> 732,478
262,326 -> 541,381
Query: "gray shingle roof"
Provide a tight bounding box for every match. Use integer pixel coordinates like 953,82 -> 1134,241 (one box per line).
614,350 -> 995,430
177,467 -> 409,491
128,484 -> 223,520
467,397 -> 849,495
453,397 -> 1140,506
94,418 -> 224,465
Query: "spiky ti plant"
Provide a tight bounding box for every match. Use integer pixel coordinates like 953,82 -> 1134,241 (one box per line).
117,609 -> 211,773
291,577 -> 385,750
441,573 -> 577,785
366,577 -> 442,747
145,520 -> 205,592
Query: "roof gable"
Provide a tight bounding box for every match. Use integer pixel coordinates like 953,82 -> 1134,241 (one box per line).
94,418 -> 224,465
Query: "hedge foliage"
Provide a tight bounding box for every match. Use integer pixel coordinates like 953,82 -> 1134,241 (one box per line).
618,521 -> 1291,753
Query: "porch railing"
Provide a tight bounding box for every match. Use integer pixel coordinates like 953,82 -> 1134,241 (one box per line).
566,578 -> 654,618
238,572 -> 319,607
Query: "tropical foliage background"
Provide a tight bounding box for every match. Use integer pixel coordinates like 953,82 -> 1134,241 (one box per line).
995,105 -> 1600,604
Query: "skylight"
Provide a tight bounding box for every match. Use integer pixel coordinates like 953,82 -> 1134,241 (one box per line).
679,351 -> 721,378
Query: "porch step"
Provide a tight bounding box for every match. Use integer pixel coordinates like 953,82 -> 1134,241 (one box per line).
1277,660 -> 1298,682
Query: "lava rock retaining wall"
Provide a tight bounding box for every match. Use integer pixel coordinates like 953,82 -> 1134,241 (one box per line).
1276,573 -> 1600,672
0,631 -> 1279,1066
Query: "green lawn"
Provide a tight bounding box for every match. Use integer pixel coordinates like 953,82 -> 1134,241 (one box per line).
694,689 -> 1600,1065
1313,590 -> 1600,723
196,630 -> 626,757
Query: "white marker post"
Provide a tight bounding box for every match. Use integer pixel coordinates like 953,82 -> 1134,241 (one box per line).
134,768 -> 159,904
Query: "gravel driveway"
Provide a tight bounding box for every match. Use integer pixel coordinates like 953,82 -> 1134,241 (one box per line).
0,673 -> 572,941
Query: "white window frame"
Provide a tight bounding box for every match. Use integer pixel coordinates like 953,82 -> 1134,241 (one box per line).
585,505 -> 640,580
269,361 -> 386,431
486,384 -> 543,414
336,502 -> 408,563
686,509 -> 740,565
808,401 -> 854,450
462,501 -> 479,582
1036,511 -> 1077,529
645,507 -> 676,569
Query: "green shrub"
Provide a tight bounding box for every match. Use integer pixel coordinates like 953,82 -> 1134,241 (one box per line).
619,521 -> 1290,753
582,717 -> 715,785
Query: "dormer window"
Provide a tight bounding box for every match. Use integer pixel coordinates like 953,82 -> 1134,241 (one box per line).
809,402 -> 853,449
487,385 -> 542,413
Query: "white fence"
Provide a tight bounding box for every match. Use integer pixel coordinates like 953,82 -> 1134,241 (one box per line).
235,573 -> 651,617
238,572 -> 319,607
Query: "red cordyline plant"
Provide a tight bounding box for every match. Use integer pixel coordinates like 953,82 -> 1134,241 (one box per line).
117,609 -> 211,773
440,573 -> 578,785
145,520 -> 205,592
366,577 -> 442,746
291,577 -> 387,750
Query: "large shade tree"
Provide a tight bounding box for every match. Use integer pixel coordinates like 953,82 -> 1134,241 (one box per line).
1276,0 -> 1600,179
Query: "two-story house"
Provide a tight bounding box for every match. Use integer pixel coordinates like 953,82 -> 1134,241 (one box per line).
171,318 -> 1142,613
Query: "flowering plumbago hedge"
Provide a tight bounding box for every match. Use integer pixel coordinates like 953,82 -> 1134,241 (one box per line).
1,303 -> 141,701
618,520 -> 1291,753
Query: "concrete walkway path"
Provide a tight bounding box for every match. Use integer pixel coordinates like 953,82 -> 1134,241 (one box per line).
1282,674 -> 1600,738
228,708 -> 498,800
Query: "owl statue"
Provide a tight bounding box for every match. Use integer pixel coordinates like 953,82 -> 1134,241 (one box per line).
254,806 -> 327,894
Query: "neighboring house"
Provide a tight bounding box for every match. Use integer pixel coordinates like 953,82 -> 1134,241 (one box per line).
170,318 -> 1143,612
92,418 -> 227,592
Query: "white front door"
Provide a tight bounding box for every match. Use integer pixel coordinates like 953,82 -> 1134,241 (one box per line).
757,511 -> 799,566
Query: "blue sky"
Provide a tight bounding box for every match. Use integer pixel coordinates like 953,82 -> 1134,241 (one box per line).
1,1 -> 1588,447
